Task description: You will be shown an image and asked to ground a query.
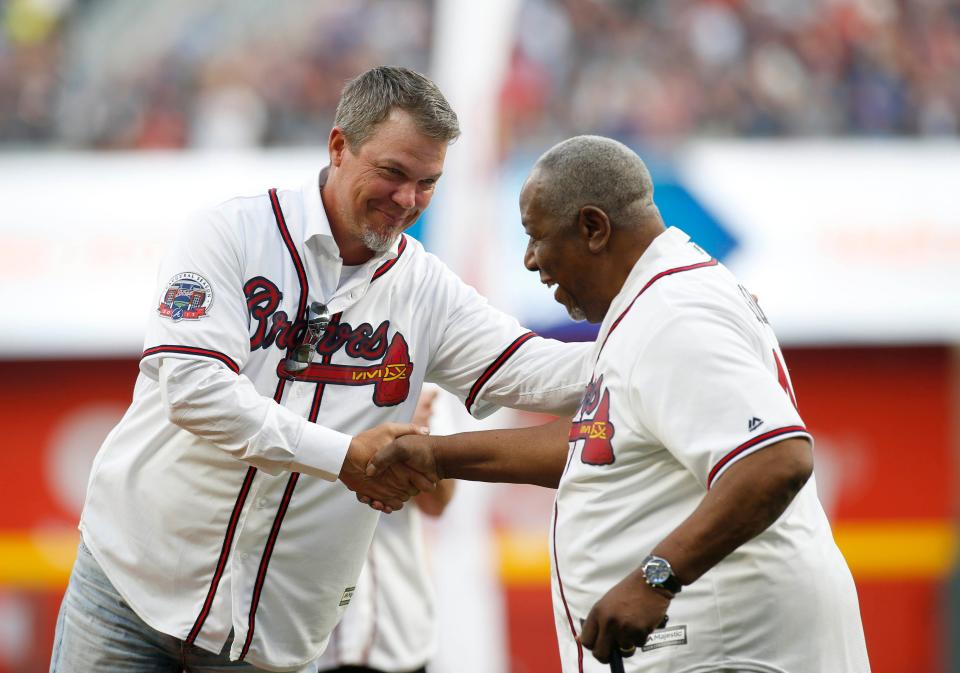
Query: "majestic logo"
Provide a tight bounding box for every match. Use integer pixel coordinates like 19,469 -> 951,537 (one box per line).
569,374 -> 617,465
159,272 -> 213,321
339,586 -> 356,607
641,625 -> 687,652
245,276 -> 413,407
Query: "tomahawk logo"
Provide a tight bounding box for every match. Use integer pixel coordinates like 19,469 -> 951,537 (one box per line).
569,375 -> 617,465
276,331 -> 413,407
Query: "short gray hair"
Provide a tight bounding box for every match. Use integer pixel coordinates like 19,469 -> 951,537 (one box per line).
531,135 -> 654,226
335,66 -> 461,148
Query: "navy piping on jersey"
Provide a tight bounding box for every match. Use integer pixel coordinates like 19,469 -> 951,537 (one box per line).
371,234 -> 407,282
308,312 -> 342,422
141,346 -> 239,374
269,187 -> 311,403
552,500 -> 584,673
239,470 -> 301,660
707,425 -> 808,489
598,258 -> 718,357
185,188 -> 312,649
465,331 -> 538,413
185,465 -> 256,645
238,188 -> 313,659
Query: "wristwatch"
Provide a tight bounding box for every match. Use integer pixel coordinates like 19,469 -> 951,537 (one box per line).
640,555 -> 682,594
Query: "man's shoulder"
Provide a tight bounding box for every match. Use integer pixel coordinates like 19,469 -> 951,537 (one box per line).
199,187 -> 304,242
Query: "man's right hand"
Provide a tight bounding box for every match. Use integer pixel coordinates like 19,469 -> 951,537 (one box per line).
339,423 -> 435,512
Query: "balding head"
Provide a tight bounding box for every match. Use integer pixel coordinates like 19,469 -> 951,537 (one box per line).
519,136 -> 666,323
526,135 -> 656,230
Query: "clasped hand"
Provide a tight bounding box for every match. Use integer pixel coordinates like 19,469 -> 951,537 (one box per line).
350,432 -> 440,512
339,423 -> 436,513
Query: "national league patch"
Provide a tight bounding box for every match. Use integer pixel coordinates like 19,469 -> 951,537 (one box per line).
158,272 -> 213,322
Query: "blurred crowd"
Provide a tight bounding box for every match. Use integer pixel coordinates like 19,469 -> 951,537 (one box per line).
1,0 -> 958,152
0,0 -> 433,148
502,0 -> 960,152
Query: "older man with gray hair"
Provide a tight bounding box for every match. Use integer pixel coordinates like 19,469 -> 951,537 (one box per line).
369,135 -> 872,672
49,67 -> 589,672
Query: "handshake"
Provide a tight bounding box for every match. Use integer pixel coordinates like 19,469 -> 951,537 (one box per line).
338,421 -> 442,513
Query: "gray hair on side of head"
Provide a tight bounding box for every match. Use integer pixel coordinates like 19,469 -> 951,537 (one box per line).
335,66 -> 461,149
531,135 -> 654,227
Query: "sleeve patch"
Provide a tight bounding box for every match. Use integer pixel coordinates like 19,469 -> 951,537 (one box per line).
158,272 -> 214,322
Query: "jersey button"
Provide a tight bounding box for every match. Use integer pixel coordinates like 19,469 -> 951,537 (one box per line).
256,498 -> 267,509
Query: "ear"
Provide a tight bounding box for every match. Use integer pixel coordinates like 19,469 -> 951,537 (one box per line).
577,206 -> 612,254
329,127 -> 347,167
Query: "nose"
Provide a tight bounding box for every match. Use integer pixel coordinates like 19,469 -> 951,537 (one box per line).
523,239 -> 538,272
392,181 -> 417,210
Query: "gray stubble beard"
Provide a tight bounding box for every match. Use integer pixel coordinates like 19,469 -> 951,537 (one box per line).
360,226 -> 398,254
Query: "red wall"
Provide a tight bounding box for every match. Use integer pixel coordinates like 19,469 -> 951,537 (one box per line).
0,347 -> 955,672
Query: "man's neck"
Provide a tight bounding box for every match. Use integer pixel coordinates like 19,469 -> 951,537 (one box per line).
320,177 -> 375,265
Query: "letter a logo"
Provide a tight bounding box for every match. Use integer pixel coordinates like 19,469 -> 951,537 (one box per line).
569,387 -> 616,466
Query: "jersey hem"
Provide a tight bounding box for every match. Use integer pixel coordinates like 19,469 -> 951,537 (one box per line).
76,524 -> 230,656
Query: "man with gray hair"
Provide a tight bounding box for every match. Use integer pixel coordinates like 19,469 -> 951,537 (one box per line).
368,135 -> 871,672
50,67 -> 589,672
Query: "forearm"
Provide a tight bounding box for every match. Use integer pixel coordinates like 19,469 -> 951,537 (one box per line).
159,358 -> 350,480
652,438 -> 813,586
433,417 -> 570,488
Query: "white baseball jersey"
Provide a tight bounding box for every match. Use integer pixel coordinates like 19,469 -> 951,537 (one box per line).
79,174 -> 589,671
551,227 -> 870,673
315,505 -> 435,672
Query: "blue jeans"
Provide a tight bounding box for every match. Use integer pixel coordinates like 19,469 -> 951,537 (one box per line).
50,539 -> 319,672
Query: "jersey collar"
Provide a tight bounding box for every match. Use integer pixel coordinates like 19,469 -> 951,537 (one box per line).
596,227 -> 694,336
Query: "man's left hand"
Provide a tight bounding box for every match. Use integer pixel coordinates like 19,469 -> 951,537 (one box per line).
579,569 -> 672,664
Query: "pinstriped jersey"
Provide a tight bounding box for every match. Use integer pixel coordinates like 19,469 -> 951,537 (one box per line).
550,228 -> 869,673
79,175 -> 589,670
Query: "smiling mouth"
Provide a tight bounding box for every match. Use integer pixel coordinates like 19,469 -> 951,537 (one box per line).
374,207 -> 410,224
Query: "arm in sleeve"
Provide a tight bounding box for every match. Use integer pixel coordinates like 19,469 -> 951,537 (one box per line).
160,357 -> 351,480
629,310 -> 814,582
424,264 -> 590,418
630,310 -> 811,488
140,207 -> 253,378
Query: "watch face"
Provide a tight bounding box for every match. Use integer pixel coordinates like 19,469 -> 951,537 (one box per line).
644,558 -> 671,585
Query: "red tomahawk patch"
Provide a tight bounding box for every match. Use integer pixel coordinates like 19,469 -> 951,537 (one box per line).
277,333 -> 413,407
569,388 -> 616,465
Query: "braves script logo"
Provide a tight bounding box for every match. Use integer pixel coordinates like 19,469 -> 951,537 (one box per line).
245,276 -> 412,406
568,374 -> 616,465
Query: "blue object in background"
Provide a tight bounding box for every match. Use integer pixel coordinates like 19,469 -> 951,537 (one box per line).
652,175 -> 738,262
414,150 -> 739,344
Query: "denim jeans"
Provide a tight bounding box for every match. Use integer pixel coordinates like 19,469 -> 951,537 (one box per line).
50,539 -> 319,672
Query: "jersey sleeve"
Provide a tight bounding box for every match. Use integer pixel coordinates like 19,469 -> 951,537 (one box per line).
423,265 -> 589,419
629,310 -> 811,489
140,207 -> 251,379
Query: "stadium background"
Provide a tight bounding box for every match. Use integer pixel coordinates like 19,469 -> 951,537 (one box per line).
0,0 -> 958,671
